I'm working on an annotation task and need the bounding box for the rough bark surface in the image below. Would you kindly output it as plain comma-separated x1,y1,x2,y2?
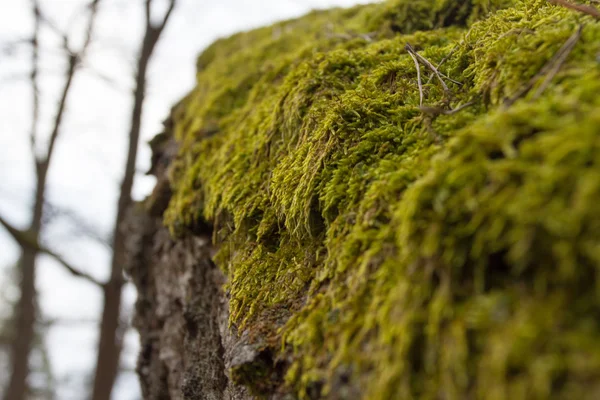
125,133,259,400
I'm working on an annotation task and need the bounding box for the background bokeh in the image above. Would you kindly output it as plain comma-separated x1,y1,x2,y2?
0,0,374,398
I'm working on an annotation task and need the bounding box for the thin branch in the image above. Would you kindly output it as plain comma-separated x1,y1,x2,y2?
505,25,582,107
41,0,103,169
0,215,105,288
29,0,41,161
80,0,102,56
157,0,176,33
38,9,69,45
1,37,33,57
145,0,151,27
406,43,460,92
81,62,128,93
407,48,423,107
426,43,459,85
420,101,476,117
41,317,99,327
549,0,600,19
144,0,176,48
44,202,113,248
533,25,583,98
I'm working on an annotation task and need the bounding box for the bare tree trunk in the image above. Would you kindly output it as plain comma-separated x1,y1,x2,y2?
6,232,39,400
91,2,176,399
6,160,55,400
3,1,102,398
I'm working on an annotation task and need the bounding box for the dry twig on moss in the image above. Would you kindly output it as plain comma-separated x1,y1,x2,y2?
420,101,476,117
505,25,583,107
534,25,583,98
550,0,600,19
406,43,451,94
406,46,424,106
425,44,459,85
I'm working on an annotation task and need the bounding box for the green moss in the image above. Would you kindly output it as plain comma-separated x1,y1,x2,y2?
163,0,600,397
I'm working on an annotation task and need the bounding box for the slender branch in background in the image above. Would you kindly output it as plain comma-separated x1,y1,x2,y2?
43,0,101,171
4,0,105,399
29,0,41,160
157,0,176,33
549,0,600,19
82,62,128,93
90,1,177,399
44,201,113,248
0,215,104,288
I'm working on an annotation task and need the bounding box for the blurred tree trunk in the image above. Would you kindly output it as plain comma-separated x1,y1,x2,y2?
6,202,41,400
91,2,176,399
3,1,102,399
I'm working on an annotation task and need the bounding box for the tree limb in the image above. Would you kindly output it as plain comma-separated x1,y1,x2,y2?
157,0,176,33
41,0,103,172
0,214,104,288
30,0,41,162
145,0,176,36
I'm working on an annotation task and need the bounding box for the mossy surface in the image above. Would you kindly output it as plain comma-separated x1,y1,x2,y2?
162,0,600,398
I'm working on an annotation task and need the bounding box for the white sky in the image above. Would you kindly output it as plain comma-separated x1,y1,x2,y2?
0,0,375,398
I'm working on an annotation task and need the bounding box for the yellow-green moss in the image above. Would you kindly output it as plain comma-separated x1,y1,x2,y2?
163,0,600,398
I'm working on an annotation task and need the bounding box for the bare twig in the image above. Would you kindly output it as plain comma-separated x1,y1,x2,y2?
549,0,600,19
426,43,459,85
420,101,476,117
156,0,176,33
39,0,103,183
42,248,104,287
0,215,104,287
534,25,583,98
407,48,423,106
82,62,128,93
505,25,583,107
406,43,461,91
38,11,68,44
5,1,106,398
30,0,41,159
44,202,113,248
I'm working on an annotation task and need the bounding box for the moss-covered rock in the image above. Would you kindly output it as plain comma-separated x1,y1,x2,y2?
160,0,600,398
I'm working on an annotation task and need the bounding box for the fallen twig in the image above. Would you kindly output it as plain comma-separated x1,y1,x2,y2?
420,101,476,117
534,25,583,98
407,47,424,106
406,43,450,93
550,0,600,19
426,44,459,85
505,25,583,107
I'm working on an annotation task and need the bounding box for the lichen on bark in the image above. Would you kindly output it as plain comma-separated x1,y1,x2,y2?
141,0,600,398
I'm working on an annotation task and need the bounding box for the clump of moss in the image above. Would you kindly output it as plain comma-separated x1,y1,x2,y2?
163,0,600,397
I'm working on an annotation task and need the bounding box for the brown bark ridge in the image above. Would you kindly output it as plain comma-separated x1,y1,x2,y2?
124,119,289,399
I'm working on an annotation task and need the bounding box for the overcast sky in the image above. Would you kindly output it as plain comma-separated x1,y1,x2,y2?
0,0,374,398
